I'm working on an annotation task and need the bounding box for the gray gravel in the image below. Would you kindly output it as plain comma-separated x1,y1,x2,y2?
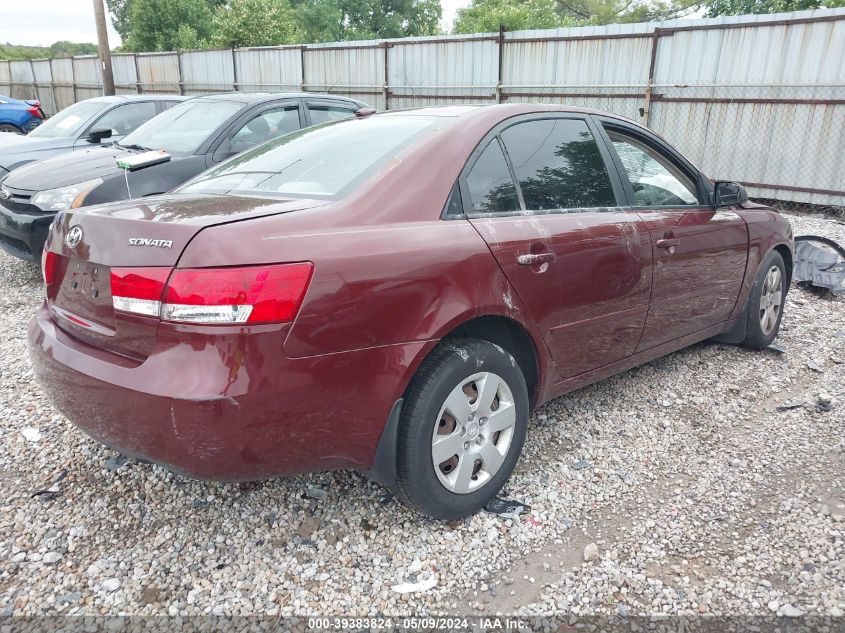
1,212,843,618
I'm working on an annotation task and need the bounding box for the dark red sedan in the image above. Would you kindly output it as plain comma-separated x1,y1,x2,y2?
29,105,793,519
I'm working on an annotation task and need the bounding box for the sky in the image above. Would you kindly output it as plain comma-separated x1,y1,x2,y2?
0,0,473,48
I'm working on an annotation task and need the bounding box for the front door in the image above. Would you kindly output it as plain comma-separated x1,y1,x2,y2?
597,121,748,351
461,115,653,379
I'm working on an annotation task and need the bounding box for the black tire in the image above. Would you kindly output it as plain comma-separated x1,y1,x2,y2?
0,123,23,134
742,250,787,349
391,337,529,520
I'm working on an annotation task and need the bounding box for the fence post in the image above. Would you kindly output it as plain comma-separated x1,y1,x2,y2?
300,46,306,92
232,48,238,91
383,43,390,110
48,58,56,115
71,57,78,104
133,53,142,94
642,27,661,127
496,25,505,103
29,59,37,102
177,51,185,95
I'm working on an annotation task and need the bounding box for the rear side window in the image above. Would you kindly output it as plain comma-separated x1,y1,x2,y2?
92,101,157,136
308,103,358,125
500,119,616,210
465,140,519,214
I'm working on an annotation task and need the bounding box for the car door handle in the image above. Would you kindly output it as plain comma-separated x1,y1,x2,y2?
517,253,555,266
656,238,680,249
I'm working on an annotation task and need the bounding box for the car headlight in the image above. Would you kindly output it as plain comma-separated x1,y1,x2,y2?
31,178,103,212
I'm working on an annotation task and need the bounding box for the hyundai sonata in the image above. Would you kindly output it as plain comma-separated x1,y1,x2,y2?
29,105,793,519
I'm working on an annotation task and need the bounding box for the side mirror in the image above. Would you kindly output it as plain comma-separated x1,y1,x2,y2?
714,181,748,207
86,128,113,144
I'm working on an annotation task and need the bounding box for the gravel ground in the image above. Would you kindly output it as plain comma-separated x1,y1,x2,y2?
0,212,843,619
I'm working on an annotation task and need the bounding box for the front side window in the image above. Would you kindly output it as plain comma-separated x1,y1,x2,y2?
501,119,616,210
465,140,519,214
177,115,438,200
227,106,300,154
90,101,157,136
606,130,700,206
27,100,105,138
121,99,243,154
308,103,358,125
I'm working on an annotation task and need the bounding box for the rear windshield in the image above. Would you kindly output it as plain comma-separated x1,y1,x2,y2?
121,99,242,154
28,100,105,138
176,115,439,200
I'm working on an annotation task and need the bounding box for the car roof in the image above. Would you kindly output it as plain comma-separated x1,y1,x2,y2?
188,92,366,106
84,94,187,104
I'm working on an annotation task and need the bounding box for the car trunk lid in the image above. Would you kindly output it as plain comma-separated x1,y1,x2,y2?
44,194,330,360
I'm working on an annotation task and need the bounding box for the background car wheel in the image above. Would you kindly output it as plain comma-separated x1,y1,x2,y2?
391,337,529,520
742,250,787,349
0,124,23,134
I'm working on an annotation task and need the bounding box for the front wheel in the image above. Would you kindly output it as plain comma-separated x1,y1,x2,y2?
0,124,23,134
742,250,787,349
391,338,529,519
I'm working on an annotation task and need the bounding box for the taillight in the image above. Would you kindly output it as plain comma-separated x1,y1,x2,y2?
27,106,44,119
42,251,58,286
110,263,313,325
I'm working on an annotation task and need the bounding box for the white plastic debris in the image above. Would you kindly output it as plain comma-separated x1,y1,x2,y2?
391,575,437,594
21,427,42,443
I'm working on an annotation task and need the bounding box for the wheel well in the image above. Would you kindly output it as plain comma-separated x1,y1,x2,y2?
774,244,793,286
442,315,540,409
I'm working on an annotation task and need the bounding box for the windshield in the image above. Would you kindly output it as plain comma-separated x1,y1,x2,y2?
28,100,106,138
121,99,242,154
177,116,438,200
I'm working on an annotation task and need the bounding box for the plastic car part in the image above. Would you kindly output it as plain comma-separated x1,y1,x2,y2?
793,235,845,295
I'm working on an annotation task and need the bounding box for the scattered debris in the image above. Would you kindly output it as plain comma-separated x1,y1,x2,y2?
806,360,825,373
766,341,786,354
391,575,437,594
306,486,327,500
793,235,845,295
104,454,128,471
571,459,592,471
484,497,531,521
776,399,806,412
815,394,833,413
20,427,42,443
31,469,67,501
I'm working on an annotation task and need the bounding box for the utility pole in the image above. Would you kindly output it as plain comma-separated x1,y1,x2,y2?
92,0,115,95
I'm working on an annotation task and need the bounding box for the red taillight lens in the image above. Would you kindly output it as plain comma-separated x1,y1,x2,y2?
110,263,313,325
27,106,44,119
42,251,58,286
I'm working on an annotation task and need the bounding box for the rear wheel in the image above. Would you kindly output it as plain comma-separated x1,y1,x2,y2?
742,250,786,349
392,337,529,519
0,124,22,134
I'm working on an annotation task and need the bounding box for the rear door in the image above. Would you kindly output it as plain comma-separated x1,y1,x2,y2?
303,99,360,126
460,114,653,378
596,119,748,351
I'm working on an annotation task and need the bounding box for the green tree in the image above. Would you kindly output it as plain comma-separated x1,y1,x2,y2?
706,0,843,15
289,0,442,42
105,0,134,41
124,0,214,51
49,41,99,57
454,0,577,33
212,0,296,47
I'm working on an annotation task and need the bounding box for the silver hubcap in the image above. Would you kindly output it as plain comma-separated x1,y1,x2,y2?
431,372,516,494
759,265,783,336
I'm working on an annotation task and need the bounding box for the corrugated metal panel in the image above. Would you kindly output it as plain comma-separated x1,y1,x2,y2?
389,39,497,100
72,56,102,101
181,49,234,94
136,53,180,93
112,54,138,95
0,61,10,95
50,58,75,111
302,44,384,108
30,59,55,114
234,47,301,91
9,61,34,100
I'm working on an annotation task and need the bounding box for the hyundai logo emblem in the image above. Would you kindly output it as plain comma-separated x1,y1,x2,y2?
66,226,83,249
0,188,9,201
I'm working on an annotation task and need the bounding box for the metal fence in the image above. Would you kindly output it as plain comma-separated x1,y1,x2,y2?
1,8,843,209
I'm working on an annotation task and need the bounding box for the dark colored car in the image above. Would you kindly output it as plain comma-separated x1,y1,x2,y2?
29,104,793,519
0,95,45,134
0,93,369,260
0,95,184,175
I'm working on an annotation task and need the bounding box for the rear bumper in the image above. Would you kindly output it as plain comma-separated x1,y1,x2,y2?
0,203,53,260
28,304,429,480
